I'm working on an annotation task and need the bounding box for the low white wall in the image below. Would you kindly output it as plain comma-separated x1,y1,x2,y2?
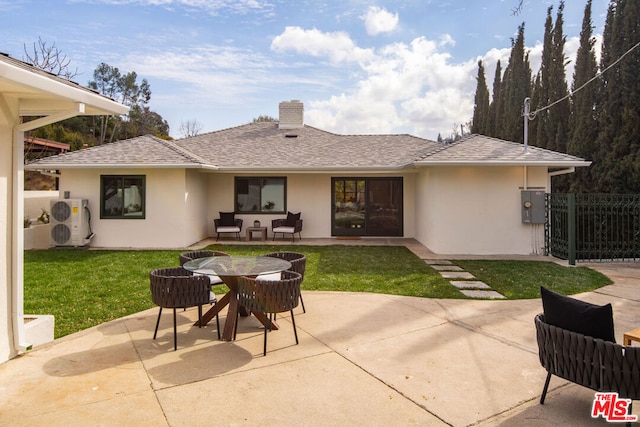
24,191,59,222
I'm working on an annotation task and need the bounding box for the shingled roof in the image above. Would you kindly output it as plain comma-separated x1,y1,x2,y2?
25,122,590,171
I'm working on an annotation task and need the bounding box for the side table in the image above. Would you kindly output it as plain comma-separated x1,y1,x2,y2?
623,327,640,346
246,226,267,241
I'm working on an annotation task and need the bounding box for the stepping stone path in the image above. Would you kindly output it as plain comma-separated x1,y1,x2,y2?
423,259,506,299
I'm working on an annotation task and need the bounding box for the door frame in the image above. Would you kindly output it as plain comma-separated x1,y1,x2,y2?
331,177,403,237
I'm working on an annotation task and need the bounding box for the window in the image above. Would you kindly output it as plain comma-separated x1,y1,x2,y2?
101,175,145,219
235,177,286,214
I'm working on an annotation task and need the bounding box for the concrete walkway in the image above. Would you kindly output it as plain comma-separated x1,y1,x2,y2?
1,241,639,426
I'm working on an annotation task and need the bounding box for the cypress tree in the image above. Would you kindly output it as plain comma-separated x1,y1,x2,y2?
487,60,502,135
499,23,532,143
533,6,555,150
535,2,570,154
595,0,640,192
567,0,600,193
472,60,490,134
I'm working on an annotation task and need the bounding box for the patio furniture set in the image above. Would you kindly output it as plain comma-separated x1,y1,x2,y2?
149,249,306,356
214,211,303,242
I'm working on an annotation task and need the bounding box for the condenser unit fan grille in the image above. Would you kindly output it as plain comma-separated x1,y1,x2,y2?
51,201,72,222
51,223,72,245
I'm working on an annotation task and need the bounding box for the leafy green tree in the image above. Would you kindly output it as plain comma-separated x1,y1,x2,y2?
252,115,276,122
88,63,152,144
122,105,170,139
472,60,490,134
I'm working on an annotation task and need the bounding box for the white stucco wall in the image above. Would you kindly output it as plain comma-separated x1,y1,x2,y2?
207,173,332,238
184,170,209,245
207,173,416,240
58,168,191,249
415,165,548,255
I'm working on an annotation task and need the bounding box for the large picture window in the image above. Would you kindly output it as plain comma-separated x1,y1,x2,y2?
101,175,145,219
235,177,286,214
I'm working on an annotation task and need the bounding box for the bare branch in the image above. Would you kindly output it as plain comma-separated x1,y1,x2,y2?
511,0,524,16
179,119,203,138
23,37,79,79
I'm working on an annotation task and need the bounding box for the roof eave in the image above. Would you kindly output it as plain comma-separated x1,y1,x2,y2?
214,165,416,173
0,59,129,116
25,163,218,170
413,160,592,167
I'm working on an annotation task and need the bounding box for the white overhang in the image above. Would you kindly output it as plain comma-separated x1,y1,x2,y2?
0,56,129,117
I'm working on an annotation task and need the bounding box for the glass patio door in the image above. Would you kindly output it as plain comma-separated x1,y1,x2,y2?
332,177,403,236
332,178,366,236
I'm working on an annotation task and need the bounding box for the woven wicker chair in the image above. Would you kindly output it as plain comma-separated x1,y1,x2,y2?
150,267,220,351
236,270,302,356
271,218,303,242
262,252,307,313
214,217,243,241
178,250,229,267
535,313,640,413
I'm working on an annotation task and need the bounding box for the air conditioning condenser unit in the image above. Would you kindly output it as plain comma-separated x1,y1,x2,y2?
50,199,91,247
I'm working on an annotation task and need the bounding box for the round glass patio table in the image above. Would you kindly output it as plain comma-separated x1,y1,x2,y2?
183,255,291,341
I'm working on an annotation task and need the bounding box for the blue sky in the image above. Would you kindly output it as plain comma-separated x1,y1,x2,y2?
1,0,610,139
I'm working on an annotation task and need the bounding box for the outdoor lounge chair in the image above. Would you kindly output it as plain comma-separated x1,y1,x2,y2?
535,287,640,425
272,211,302,242
236,270,302,356
150,267,220,350
214,212,243,241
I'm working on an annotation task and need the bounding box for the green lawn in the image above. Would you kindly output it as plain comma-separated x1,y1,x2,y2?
23,245,612,338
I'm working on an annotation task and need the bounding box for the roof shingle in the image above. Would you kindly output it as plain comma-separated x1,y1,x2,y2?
25,123,589,171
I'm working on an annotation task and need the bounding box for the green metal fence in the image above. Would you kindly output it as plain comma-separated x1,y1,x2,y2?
545,193,640,263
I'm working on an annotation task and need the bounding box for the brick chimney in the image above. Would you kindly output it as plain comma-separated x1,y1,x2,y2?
278,100,304,129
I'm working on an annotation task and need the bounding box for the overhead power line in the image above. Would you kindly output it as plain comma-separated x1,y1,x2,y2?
527,39,640,119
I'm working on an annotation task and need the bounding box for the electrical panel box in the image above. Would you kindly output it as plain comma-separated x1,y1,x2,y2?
521,190,546,224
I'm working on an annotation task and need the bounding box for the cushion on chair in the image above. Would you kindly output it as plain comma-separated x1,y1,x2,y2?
273,226,296,234
257,272,282,281
219,212,236,226
540,286,615,342
216,226,240,233
285,211,301,227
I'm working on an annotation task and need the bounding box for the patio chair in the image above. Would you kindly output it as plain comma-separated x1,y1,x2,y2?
261,252,307,313
235,270,302,356
150,267,220,351
272,211,303,242
214,212,243,241
179,250,230,285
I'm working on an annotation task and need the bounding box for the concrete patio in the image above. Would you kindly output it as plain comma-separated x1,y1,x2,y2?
1,240,639,426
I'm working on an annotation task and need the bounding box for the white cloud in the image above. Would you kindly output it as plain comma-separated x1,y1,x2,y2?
271,26,374,64
296,31,478,139
71,0,272,15
361,6,399,36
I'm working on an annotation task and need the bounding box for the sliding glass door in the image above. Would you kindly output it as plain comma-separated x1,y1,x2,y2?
332,177,403,236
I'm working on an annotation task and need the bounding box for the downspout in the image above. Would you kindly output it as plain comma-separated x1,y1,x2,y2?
11,103,85,354
547,167,575,191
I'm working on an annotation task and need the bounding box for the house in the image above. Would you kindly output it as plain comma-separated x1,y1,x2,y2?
0,52,128,363
26,100,590,255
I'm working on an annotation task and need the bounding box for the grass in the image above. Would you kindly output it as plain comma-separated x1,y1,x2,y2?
23,245,612,339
